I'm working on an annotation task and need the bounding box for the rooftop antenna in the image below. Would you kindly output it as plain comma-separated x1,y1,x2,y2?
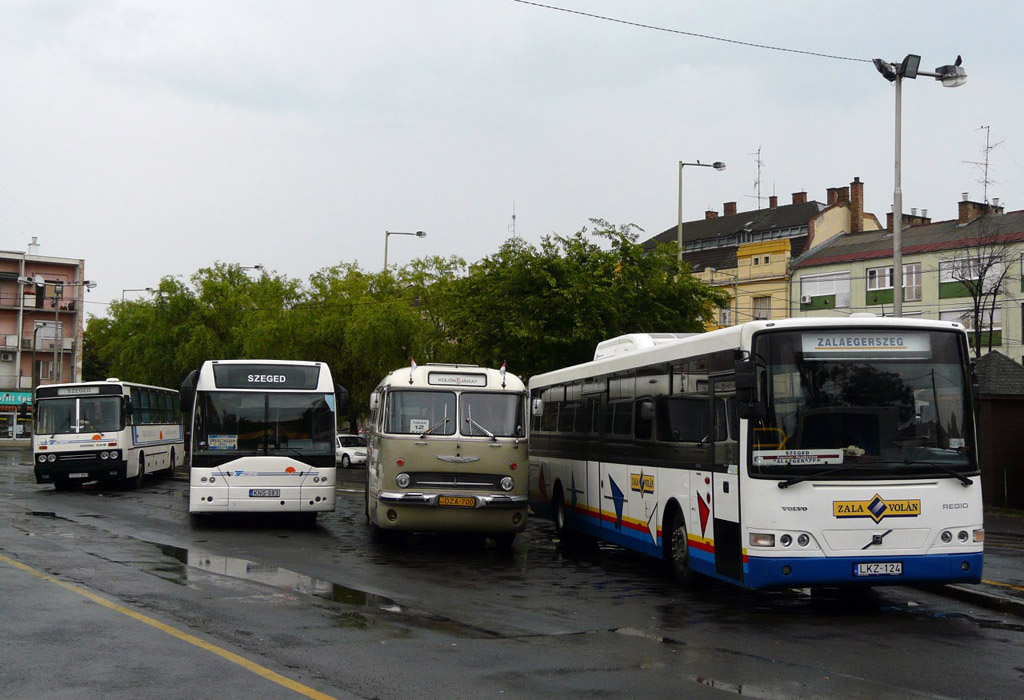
962,125,1002,204
746,146,765,208
509,202,517,238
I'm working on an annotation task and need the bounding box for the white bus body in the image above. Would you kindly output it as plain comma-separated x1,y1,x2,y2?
529,317,984,589
366,363,528,544
33,379,183,489
184,360,342,519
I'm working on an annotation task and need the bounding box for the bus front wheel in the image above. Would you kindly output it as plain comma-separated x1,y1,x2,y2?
664,507,698,585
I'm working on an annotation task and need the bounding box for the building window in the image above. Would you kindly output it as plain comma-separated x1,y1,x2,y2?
799,272,851,308
763,256,770,265
866,263,921,302
753,296,771,320
720,308,733,326
753,257,760,266
941,307,1003,346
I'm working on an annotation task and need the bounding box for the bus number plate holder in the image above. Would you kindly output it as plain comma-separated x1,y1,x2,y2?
439,496,476,508
855,562,902,577
68,473,88,479
249,489,281,498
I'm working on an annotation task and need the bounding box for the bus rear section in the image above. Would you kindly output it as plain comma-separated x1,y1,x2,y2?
366,364,528,545
184,360,345,520
33,380,183,490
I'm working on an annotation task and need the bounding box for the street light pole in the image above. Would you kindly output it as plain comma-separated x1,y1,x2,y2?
874,54,966,316
383,230,426,270
678,161,726,267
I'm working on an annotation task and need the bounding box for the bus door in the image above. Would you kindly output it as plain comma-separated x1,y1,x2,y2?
710,376,742,582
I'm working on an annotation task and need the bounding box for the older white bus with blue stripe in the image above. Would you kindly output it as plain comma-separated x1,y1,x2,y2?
181,359,347,522
528,317,983,589
33,379,183,489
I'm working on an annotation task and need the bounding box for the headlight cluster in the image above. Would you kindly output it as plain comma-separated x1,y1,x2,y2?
940,528,982,544
99,450,120,460
749,532,812,548
37,454,55,463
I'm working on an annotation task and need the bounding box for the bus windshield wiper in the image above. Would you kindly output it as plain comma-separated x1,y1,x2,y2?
901,459,974,486
778,465,857,489
420,411,449,438
465,416,496,440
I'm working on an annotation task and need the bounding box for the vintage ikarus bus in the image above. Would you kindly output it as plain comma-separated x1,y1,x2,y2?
365,362,528,546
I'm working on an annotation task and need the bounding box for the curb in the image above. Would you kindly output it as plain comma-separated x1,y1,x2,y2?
937,583,1024,617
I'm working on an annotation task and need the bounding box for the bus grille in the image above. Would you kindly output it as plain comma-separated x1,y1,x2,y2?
407,472,503,490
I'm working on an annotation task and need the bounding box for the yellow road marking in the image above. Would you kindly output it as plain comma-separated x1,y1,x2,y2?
0,553,337,700
981,578,1024,593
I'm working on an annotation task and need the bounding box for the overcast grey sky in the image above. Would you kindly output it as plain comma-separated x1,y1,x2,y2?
2,1,1022,316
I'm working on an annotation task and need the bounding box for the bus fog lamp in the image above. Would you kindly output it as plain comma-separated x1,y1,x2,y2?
396,473,410,488
750,533,775,547
513,512,523,525
782,566,792,576
957,530,969,543
797,534,810,547
500,476,514,492
961,561,970,571
940,531,952,543
780,534,793,547
386,509,398,521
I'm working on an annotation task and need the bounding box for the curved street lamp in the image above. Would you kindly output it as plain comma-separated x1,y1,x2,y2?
678,161,726,266
383,230,426,270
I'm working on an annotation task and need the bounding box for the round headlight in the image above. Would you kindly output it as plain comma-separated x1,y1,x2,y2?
780,534,793,547
47,454,56,462
109,450,119,460
797,534,810,547
396,473,410,488
958,530,969,543
38,454,47,464
100,451,109,460
940,531,952,543
500,476,514,492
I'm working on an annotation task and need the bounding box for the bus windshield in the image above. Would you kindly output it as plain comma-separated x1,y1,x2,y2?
36,397,123,435
193,391,334,458
460,392,525,438
750,329,974,479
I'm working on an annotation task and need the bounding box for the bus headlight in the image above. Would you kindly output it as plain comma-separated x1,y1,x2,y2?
109,450,119,460
749,533,775,547
47,454,56,462
396,473,410,488
958,530,969,543
100,451,109,460
37,454,47,464
500,476,514,492
797,534,810,547
940,531,952,543
780,534,792,547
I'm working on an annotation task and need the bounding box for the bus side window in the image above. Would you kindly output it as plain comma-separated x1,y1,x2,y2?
635,399,654,440
656,396,709,442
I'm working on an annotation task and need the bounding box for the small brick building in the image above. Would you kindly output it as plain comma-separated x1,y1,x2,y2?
974,351,1024,508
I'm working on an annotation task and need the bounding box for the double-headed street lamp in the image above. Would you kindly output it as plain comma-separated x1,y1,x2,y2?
121,287,154,301
678,160,726,266
383,230,426,270
873,54,966,316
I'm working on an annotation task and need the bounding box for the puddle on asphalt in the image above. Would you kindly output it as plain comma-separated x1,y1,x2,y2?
150,541,398,610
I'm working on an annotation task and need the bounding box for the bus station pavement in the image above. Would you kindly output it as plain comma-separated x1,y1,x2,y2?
939,508,1024,617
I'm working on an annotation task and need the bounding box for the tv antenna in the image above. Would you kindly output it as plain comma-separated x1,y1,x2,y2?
962,126,1002,204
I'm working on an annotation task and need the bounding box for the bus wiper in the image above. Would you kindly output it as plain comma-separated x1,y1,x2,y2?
465,416,496,440
420,415,449,438
778,465,857,489
902,459,973,486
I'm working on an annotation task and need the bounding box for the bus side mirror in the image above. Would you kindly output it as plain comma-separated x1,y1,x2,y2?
735,359,766,420
531,398,544,417
335,384,350,415
179,369,199,410
369,393,379,412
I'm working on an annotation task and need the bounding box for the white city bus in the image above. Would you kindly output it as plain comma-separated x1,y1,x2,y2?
529,317,984,589
33,379,183,490
182,360,346,522
366,362,528,546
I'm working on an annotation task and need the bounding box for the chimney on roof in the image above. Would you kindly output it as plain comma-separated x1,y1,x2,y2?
792,191,807,205
850,177,864,233
768,195,778,209
959,194,1004,223
826,187,838,205
836,187,849,205
705,210,718,220
723,201,737,217
27,237,40,255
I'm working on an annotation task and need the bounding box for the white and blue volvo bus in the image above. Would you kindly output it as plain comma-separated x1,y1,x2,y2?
529,317,983,589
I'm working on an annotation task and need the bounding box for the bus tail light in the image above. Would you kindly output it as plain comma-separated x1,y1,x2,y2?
749,533,775,547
